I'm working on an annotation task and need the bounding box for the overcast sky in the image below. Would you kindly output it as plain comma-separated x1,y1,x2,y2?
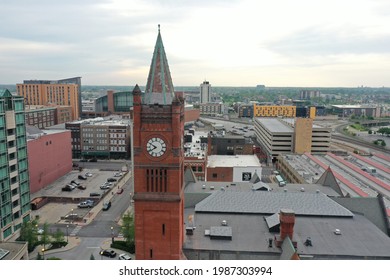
1,0,390,87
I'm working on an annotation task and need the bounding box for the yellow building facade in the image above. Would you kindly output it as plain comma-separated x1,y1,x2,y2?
253,105,296,118
17,83,80,120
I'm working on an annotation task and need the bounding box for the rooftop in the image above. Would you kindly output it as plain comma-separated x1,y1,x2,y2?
255,118,294,133
195,191,354,217
207,155,261,168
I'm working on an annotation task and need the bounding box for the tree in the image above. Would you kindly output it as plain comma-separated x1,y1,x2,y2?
51,228,66,249
40,222,51,250
90,254,95,260
121,211,135,246
19,219,39,252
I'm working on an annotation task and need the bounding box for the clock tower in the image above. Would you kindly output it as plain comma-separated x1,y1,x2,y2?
132,25,185,260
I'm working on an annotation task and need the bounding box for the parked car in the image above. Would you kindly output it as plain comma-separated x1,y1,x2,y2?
77,185,86,190
118,253,132,260
80,159,88,162
117,188,124,194
85,172,93,177
78,175,87,180
100,249,116,258
102,201,111,211
100,184,110,190
107,178,117,182
78,200,94,208
114,172,122,177
88,158,98,162
90,192,101,197
62,185,74,192
70,180,80,186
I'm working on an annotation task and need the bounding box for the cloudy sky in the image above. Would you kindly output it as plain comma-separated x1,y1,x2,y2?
1,0,390,87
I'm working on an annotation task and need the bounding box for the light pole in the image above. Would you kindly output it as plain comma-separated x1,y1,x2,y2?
66,225,69,243
111,226,114,243
41,248,45,260
71,208,74,223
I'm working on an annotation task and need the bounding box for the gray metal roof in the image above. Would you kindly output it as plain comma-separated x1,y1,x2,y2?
255,118,294,133
195,191,354,217
331,196,389,235
183,210,390,259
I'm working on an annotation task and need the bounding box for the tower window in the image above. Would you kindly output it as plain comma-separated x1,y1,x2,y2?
162,224,165,236
150,249,153,259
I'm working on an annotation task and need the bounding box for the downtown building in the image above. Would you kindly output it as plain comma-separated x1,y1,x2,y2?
16,77,82,121
254,117,331,163
66,116,131,159
0,89,31,242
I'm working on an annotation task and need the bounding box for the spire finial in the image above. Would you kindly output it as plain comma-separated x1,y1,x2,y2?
158,24,160,32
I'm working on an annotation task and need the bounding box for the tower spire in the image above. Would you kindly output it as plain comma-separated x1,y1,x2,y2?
144,24,174,105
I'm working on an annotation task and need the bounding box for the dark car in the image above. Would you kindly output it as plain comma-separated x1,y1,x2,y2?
78,175,87,180
107,178,117,182
102,201,111,211
77,185,86,190
90,192,101,197
100,249,116,258
88,158,98,162
62,185,73,192
117,188,124,194
71,180,80,186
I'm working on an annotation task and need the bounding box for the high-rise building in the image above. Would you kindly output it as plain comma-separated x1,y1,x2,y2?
132,26,185,260
200,80,211,104
16,77,81,121
0,89,31,241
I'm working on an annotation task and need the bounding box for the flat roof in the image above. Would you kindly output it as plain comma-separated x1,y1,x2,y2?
207,155,261,168
332,105,377,109
255,118,294,133
195,191,354,217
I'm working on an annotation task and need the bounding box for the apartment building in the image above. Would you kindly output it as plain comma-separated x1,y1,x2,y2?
17,77,81,120
0,89,31,241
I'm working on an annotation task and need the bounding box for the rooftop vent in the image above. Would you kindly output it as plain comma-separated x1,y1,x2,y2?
300,187,305,192
221,220,228,226
304,237,312,246
210,186,215,190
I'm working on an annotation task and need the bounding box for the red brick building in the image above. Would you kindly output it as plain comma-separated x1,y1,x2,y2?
132,26,185,260
27,128,72,193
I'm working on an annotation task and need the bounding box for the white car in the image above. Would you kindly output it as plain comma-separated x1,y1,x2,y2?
118,253,132,260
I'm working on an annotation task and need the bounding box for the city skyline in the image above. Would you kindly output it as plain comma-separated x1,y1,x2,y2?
1,0,390,87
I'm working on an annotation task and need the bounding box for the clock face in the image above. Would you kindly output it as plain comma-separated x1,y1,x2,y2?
146,137,167,157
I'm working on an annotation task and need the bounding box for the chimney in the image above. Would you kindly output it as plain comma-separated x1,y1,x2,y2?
275,209,297,248
280,209,295,240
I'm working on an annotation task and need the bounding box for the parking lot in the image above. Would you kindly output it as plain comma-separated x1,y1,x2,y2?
31,167,128,224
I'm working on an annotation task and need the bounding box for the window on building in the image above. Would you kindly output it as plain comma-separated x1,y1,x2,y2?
212,173,217,178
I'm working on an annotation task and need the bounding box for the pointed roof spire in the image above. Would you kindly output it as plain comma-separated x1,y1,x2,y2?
316,167,344,196
144,25,175,105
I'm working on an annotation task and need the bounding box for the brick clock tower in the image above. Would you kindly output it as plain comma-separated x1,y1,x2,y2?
132,26,185,260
